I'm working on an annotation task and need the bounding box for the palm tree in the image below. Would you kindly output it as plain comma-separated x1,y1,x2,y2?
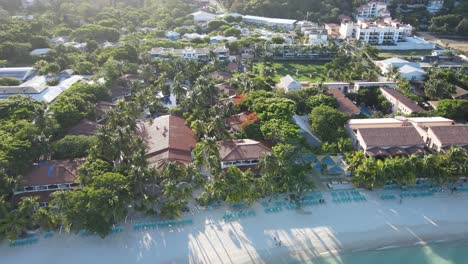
386,66,400,81
172,72,186,103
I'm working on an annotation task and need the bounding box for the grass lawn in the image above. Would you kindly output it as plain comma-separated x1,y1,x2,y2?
378,49,432,59
254,61,330,83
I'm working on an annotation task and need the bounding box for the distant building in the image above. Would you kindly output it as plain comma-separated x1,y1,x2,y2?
380,87,425,114
427,0,444,13
13,160,83,207
313,82,351,93
326,89,361,116
30,48,51,56
218,139,271,169
149,46,229,61
67,119,98,136
225,112,259,133
191,11,217,23
352,81,396,92
375,58,425,81
0,67,36,81
340,18,412,45
165,31,180,41
242,15,297,30
137,115,197,168
276,75,301,92
215,83,237,96
355,1,390,20
182,33,208,40
0,74,84,103
324,23,340,35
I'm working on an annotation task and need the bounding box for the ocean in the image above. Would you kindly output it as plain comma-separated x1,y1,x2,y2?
306,240,468,264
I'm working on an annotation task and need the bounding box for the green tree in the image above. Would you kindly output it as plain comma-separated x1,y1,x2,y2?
309,105,348,143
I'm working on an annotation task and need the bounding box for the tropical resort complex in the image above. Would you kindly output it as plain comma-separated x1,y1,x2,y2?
1,0,468,263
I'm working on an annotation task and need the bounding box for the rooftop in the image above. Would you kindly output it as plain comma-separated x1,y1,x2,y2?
326,89,361,116
380,87,425,113
218,139,271,162
20,159,83,187
429,126,468,146
357,126,425,149
137,115,197,166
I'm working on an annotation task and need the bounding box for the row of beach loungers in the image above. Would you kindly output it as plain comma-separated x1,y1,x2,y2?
332,189,366,203
384,183,432,190
381,187,446,200
133,219,193,231
222,210,256,221
9,236,39,247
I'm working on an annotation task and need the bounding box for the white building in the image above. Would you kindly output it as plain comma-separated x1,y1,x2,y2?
308,31,328,45
355,1,390,20
242,15,297,30
352,81,396,92
427,0,444,14
276,75,301,92
191,11,217,23
340,18,412,45
182,33,207,40
375,57,425,80
149,46,229,61
314,82,351,93
398,65,425,81
380,87,425,115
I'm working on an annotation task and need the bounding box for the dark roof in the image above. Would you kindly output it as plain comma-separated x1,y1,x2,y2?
20,160,83,187
109,85,131,100
429,126,468,146
225,112,259,132
218,139,271,162
137,115,197,166
380,87,425,113
67,119,98,136
209,71,233,81
215,82,237,96
452,86,468,99
357,127,425,149
326,89,361,115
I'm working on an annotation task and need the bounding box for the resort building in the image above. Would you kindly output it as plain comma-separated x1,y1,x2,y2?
324,23,340,35
326,89,361,116
379,87,425,115
352,81,396,92
0,67,36,81
191,11,217,23
218,139,271,169
276,75,301,92
354,126,427,157
317,82,351,93
375,58,425,81
13,160,83,207
149,46,229,61
355,1,390,20
242,15,297,30
426,126,468,152
0,74,85,103
339,19,412,45
137,115,197,168
346,116,457,157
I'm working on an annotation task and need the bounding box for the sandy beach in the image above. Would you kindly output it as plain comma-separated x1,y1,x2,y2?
3,189,468,264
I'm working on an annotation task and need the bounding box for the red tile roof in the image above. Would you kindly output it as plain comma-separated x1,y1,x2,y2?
218,139,271,162
326,89,361,116
137,115,197,166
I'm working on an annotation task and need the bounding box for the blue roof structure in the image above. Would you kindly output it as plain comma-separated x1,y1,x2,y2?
313,163,323,169
328,165,343,173
322,156,335,165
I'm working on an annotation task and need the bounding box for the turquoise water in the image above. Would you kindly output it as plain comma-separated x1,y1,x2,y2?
306,240,468,264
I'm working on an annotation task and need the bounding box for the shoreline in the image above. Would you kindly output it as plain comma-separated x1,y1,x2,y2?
3,190,468,264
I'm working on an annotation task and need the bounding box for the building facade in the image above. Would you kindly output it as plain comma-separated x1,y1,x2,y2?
340,19,412,45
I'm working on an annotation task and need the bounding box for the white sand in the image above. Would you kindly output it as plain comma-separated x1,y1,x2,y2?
3,190,468,264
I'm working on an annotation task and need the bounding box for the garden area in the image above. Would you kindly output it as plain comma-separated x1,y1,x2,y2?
254,61,330,83
377,49,432,59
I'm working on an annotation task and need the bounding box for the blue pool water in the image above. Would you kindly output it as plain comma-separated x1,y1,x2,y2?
304,240,468,264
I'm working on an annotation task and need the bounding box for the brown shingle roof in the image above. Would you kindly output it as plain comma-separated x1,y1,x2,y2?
20,160,83,187
218,139,271,162
380,87,425,113
137,115,197,166
67,119,98,136
429,126,468,146
358,127,425,149
326,89,361,115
